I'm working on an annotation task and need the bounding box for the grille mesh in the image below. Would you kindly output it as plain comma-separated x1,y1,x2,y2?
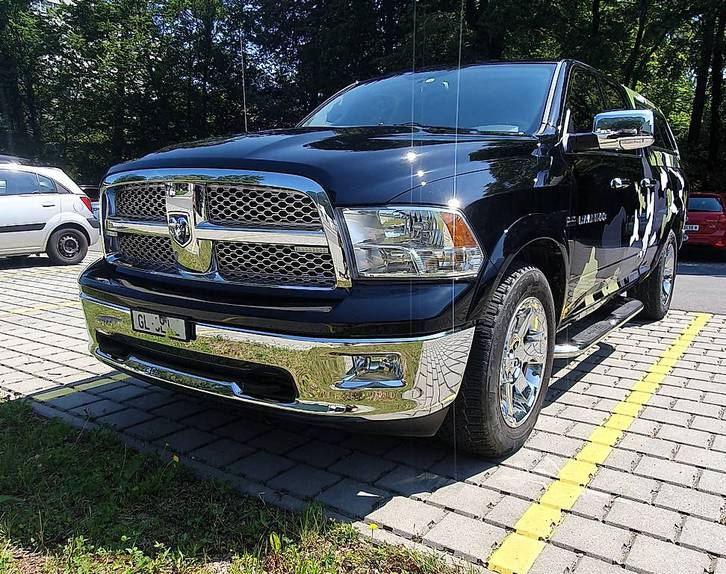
116,183,166,221
215,242,336,287
117,234,176,272
110,180,337,288
207,185,321,227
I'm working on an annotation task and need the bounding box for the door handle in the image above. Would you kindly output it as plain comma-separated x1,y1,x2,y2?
640,178,657,189
41,203,56,207
610,178,631,190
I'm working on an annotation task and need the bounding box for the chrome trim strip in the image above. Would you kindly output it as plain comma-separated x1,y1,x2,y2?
106,218,329,247
81,293,476,421
106,219,167,236
101,168,351,288
196,222,329,246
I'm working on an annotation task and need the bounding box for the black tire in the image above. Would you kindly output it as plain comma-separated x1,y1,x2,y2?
631,231,677,321
46,227,88,265
438,264,556,457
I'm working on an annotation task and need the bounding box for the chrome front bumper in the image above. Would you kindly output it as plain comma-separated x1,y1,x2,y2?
81,294,476,424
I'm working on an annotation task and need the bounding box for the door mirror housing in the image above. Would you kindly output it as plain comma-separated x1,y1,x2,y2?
594,109,655,151
566,109,655,153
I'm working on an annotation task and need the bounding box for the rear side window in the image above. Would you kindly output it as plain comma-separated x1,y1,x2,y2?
688,197,723,213
601,80,629,111
38,175,57,193
635,101,676,152
654,113,677,151
0,170,40,195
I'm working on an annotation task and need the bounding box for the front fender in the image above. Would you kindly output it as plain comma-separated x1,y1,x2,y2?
467,213,569,323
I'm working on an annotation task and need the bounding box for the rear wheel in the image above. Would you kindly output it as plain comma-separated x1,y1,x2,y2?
46,228,88,265
631,231,677,320
439,264,555,457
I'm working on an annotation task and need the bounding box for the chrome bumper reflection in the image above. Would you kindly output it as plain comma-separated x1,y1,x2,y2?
80,293,475,421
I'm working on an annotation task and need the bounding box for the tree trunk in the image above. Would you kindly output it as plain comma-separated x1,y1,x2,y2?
110,73,125,162
623,0,648,87
22,73,41,156
591,0,601,38
689,8,717,145
707,9,726,172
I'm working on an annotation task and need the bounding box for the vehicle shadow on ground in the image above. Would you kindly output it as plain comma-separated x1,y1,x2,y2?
0,253,100,270
16,341,613,536
679,246,726,277
0,254,59,270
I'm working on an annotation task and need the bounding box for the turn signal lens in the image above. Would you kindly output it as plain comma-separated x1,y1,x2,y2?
440,211,479,248
342,207,483,278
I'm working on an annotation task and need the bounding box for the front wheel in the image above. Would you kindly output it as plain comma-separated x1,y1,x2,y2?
439,265,556,457
46,228,88,265
631,231,677,321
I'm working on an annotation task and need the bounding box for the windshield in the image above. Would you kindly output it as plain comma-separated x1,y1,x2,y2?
302,64,556,135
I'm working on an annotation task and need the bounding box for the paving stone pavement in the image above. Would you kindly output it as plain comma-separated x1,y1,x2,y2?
2,254,726,574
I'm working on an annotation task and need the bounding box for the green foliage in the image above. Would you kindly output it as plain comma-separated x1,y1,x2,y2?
0,399,465,574
0,0,724,188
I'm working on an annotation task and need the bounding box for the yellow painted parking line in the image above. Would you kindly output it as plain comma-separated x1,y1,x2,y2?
487,312,711,574
0,300,79,318
72,378,116,391
34,375,130,402
35,386,77,401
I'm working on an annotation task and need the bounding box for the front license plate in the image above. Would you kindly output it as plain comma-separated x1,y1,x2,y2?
131,310,191,341
684,224,700,232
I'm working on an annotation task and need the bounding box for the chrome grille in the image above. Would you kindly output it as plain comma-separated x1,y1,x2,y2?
117,234,176,272
207,185,321,227
116,183,166,221
103,169,349,289
215,242,336,287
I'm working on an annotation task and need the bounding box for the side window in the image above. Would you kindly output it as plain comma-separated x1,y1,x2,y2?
566,69,606,133
635,101,676,152
601,80,628,111
38,175,57,193
654,113,676,152
0,170,40,195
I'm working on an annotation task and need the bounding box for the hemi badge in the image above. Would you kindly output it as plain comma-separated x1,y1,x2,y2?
294,246,328,254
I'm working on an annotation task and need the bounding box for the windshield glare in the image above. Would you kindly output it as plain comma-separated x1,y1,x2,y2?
302,64,556,135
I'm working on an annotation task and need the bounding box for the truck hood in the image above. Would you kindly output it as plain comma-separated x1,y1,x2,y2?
107,127,541,205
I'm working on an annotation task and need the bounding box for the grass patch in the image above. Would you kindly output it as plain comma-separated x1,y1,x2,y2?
0,399,467,574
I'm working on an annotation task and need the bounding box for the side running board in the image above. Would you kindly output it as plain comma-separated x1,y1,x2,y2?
554,298,644,359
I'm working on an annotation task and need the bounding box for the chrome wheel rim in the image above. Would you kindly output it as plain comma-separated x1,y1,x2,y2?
499,296,548,428
661,243,675,305
58,234,80,259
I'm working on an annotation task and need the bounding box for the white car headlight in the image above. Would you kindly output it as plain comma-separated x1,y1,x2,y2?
342,207,483,278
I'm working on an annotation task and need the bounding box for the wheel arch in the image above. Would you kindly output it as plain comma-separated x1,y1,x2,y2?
470,214,570,325
45,222,92,251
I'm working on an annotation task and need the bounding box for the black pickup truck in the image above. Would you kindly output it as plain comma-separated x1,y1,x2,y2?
80,60,685,456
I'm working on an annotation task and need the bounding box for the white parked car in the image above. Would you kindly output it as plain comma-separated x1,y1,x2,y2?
0,160,100,265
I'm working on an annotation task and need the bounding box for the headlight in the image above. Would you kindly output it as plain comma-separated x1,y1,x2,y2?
342,207,483,278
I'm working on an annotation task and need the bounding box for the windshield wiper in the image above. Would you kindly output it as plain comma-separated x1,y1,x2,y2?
388,122,513,135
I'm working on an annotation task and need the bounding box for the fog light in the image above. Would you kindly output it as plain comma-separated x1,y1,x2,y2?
334,353,405,390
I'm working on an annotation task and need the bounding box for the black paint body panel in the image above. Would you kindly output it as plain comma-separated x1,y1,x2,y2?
83,60,687,338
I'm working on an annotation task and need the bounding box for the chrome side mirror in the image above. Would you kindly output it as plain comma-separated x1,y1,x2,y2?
593,109,655,151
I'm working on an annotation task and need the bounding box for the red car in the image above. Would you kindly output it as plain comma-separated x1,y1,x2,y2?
685,193,726,249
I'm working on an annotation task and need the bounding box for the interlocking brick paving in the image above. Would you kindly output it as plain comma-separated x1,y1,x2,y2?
1,254,725,573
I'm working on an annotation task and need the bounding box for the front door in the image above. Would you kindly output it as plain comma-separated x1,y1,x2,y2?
0,169,60,253
563,67,646,315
